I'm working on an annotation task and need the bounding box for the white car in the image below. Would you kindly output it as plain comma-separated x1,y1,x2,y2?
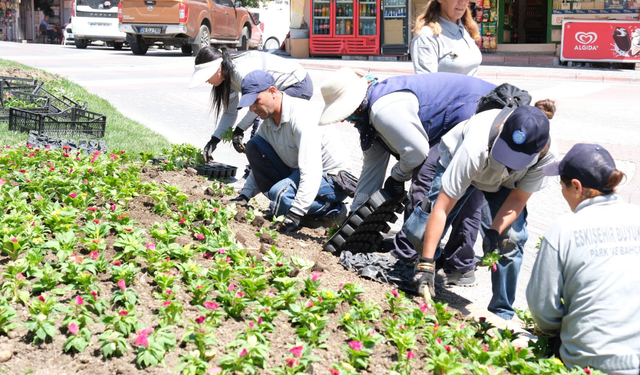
71,0,126,49
63,24,74,45
250,2,290,50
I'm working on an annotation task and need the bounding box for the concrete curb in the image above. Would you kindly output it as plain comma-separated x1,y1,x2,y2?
299,60,640,84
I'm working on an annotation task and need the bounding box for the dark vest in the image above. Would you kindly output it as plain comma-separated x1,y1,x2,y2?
367,73,497,147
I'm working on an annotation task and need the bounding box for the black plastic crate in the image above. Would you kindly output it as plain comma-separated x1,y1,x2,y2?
34,87,88,112
1,80,41,104
9,107,106,138
195,163,238,180
0,91,52,121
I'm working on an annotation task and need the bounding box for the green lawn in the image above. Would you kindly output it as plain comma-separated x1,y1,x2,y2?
0,59,171,157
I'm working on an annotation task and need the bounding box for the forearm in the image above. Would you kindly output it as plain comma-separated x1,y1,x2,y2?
421,190,458,258
490,189,531,233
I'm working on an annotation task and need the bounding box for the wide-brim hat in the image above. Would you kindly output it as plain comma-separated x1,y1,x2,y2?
319,67,369,125
188,58,222,89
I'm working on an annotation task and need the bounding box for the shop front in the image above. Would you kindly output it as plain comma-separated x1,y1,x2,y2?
1,0,69,42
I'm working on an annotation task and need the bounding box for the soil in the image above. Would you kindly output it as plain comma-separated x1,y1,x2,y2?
0,67,57,85
0,167,471,375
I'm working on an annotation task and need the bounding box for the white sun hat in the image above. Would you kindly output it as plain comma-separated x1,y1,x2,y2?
319,67,369,125
187,58,222,89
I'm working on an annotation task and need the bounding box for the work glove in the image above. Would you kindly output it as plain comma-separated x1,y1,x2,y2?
482,229,500,256
229,194,250,206
203,136,221,163
279,212,303,234
413,257,436,299
382,176,405,198
232,128,246,154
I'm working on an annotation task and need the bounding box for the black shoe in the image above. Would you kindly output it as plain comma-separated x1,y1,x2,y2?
437,269,476,287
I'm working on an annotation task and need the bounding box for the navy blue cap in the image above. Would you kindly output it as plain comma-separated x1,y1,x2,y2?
543,143,616,192
492,106,550,170
237,70,275,108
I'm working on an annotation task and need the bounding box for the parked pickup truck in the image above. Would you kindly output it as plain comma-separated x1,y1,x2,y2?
118,0,261,55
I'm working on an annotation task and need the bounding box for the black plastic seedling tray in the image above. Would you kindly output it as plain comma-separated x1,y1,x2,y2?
195,163,238,180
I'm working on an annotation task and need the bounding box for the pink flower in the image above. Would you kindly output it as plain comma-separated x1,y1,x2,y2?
18,169,26,174
93,219,101,224
10,238,17,243
584,368,592,375
75,295,84,305
436,338,441,344
138,327,154,335
407,351,415,359
146,243,156,251
419,302,428,314
203,251,214,260
218,248,226,254
119,310,128,316
162,301,171,307
248,321,255,329
290,346,303,358
16,273,24,280
329,368,340,375
268,292,276,298
276,262,284,267
258,317,263,325
311,271,321,282
235,291,244,298
348,341,364,351
110,204,116,212
68,322,79,335
195,316,206,324
91,291,98,299
206,367,222,374
89,251,99,260
165,289,172,295
492,263,498,272
284,358,299,368
203,301,219,310
124,228,132,232
479,317,486,323
38,295,45,303
0,179,6,185
68,193,77,198
227,284,235,292
305,301,314,308
135,333,149,347
239,348,248,357
196,233,205,240
212,207,219,213
112,260,122,266
391,290,399,298
444,345,452,353
179,217,186,225
118,279,126,291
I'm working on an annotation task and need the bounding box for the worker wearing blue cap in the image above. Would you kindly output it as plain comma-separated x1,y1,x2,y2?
410,104,558,320
232,70,353,234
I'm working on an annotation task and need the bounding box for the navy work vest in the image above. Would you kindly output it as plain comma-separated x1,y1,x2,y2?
367,73,497,147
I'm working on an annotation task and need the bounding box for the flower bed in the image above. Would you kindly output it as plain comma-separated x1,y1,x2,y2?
0,143,604,375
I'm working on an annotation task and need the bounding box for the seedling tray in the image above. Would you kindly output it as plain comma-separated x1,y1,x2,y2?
9,107,106,138
195,163,238,180
34,87,88,112
26,131,108,153
0,91,52,121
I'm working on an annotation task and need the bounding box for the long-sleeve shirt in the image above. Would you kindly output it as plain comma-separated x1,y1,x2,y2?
438,108,557,200
240,94,349,216
211,51,308,139
410,18,482,76
526,194,640,375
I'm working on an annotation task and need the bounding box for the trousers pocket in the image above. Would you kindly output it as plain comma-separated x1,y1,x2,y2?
403,203,430,251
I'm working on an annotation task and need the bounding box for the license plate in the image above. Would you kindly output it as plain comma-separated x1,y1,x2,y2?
89,22,110,27
140,27,161,34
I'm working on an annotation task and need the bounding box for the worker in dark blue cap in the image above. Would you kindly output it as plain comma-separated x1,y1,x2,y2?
527,144,639,374
409,104,558,321
230,70,354,234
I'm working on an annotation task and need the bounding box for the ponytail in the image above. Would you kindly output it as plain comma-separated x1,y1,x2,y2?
195,46,236,119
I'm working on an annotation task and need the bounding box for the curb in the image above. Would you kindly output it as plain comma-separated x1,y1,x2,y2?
299,61,640,84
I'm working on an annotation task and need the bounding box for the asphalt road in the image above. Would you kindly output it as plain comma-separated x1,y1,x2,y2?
2,41,640,322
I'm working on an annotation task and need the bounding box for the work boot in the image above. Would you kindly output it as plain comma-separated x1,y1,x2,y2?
436,268,476,287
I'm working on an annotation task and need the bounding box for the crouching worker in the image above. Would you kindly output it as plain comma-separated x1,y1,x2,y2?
413,104,557,320
527,144,640,375
230,70,352,234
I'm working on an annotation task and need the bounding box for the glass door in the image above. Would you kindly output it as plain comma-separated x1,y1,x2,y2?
358,0,377,36
335,0,355,36
312,0,332,36
382,0,407,45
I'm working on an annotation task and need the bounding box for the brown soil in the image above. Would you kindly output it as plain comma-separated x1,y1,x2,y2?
0,66,57,84
0,167,471,375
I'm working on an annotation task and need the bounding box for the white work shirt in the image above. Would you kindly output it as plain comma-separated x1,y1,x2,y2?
411,18,482,76
438,109,557,200
212,51,308,139
241,94,350,216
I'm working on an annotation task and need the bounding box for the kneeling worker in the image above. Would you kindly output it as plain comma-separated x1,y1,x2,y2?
232,70,352,234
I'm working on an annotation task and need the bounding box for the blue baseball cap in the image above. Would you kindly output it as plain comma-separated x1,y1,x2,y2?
237,70,275,108
543,143,616,192
492,106,550,170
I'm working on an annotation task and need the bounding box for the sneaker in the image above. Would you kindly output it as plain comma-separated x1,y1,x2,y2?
437,269,476,287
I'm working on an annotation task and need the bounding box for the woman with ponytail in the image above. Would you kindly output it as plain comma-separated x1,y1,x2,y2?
527,143,640,374
411,0,481,75
188,47,312,162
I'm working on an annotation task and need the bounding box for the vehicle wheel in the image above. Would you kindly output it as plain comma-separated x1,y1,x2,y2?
191,25,210,56
239,26,249,50
130,36,148,55
113,42,124,50
262,37,280,50
181,45,192,55
75,38,88,49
